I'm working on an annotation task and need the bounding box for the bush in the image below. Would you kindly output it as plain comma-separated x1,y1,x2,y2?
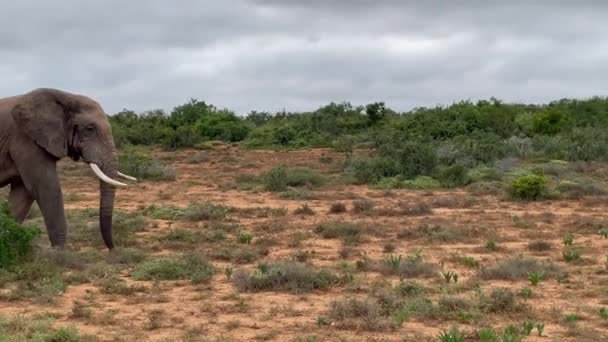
131,254,214,284
118,148,176,181
0,203,40,269
508,174,548,200
233,261,339,293
435,164,471,188
261,166,325,192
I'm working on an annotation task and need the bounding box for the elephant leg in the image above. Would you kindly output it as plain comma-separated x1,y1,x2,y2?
8,182,34,223
33,172,67,248
12,150,67,248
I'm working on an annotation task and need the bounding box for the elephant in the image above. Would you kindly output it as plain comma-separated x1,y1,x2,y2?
0,88,136,250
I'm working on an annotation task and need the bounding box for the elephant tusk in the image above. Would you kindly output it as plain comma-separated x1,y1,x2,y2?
117,172,137,181
89,164,128,187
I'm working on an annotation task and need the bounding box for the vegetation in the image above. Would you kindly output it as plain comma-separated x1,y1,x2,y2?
0,203,40,269
110,97,608,194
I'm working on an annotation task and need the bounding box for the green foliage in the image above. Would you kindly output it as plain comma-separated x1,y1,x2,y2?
131,254,214,284
438,326,464,342
508,174,547,200
118,148,176,181
0,314,85,341
261,166,325,192
233,261,339,293
0,203,40,269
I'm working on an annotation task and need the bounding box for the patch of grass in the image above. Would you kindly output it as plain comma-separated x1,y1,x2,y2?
438,326,464,342
131,254,214,284
96,276,148,295
0,314,86,341
0,253,67,302
315,222,364,244
478,288,523,313
562,248,582,262
479,256,561,280
375,256,436,279
119,147,176,181
233,261,340,293
327,298,397,331
419,224,464,243
459,256,479,268
294,203,315,216
143,202,228,221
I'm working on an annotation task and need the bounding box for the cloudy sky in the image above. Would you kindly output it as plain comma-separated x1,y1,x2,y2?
1,1,607,115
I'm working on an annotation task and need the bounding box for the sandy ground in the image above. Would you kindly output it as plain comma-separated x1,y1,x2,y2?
2,145,608,341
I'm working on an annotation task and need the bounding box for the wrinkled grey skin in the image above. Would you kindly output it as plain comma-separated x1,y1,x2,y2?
0,88,119,249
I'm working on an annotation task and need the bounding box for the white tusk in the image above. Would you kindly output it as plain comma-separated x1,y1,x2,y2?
117,172,137,181
89,164,128,187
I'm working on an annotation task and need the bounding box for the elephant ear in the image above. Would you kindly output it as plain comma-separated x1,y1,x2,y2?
11,88,77,159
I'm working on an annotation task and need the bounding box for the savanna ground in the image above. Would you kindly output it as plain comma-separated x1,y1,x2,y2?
1,145,608,341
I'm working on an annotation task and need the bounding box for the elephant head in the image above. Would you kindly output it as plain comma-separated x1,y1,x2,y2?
11,88,135,249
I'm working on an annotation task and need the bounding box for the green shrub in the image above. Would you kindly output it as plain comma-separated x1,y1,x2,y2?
436,164,471,188
262,166,324,192
118,148,176,181
233,261,339,293
508,174,548,200
0,203,40,269
131,254,214,284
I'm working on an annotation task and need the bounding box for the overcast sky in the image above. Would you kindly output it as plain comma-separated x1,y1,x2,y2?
1,1,607,115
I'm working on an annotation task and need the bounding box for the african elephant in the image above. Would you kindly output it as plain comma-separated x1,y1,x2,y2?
0,88,136,249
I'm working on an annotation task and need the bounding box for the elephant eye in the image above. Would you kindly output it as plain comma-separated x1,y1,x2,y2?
86,124,96,132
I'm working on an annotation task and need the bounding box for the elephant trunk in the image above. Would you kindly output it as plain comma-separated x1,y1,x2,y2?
99,162,118,250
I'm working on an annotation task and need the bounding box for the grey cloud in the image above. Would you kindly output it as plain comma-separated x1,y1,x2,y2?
1,1,607,115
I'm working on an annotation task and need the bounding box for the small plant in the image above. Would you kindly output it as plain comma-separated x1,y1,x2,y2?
438,326,464,342
442,270,458,283
562,233,574,246
485,239,498,251
527,271,544,286
460,255,479,268
599,228,608,239
563,313,579,323
225,266,233,280
599,307,608,320
237,231,253,244
521,321,534,336
329,202,346,214
392,307,410,326
294,203,315,216
502,325,521,342
352,199,374,214
316,316,327,327
519,287,532,299
562,248,581,262
383,255,402,272
478,327,498,342
536,322,544,336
